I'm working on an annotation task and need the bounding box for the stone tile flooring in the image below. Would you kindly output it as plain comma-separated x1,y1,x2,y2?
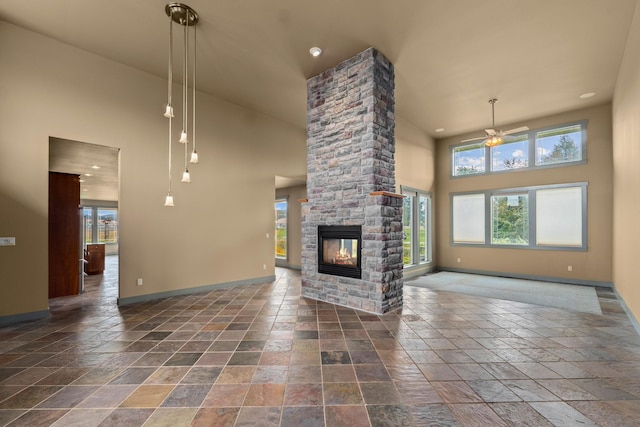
1,257,640,426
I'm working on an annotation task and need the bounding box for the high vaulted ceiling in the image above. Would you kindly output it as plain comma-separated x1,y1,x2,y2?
1,0,636,139
4,0,639,199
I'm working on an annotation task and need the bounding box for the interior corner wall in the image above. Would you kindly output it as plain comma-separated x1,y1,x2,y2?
395,116,436,194
613,0,640,323
0,21,306,319
275,185,306,269
435,103,613,285
394,115,437,273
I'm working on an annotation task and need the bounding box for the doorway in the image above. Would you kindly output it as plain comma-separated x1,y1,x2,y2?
49,137,120,303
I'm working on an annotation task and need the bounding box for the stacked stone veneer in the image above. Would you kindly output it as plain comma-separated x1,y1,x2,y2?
301,47,403,315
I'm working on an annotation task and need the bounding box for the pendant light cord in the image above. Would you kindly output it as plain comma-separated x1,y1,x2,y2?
183,11,189,171
192,21,197,156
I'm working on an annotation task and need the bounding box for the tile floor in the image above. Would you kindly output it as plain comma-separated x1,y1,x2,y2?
1,257,640,426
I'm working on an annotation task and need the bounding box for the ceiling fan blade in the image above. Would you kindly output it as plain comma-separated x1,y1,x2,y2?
460,136,486,143
503,126,529,135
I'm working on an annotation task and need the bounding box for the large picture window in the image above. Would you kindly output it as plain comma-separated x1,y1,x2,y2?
401,187,432,267
491,193,529,245
452,183,587,250
451,121,586,177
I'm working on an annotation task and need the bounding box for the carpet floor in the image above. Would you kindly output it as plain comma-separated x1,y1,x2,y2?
406,272,603,315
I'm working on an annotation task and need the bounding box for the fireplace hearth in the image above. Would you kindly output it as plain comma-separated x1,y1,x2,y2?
318,225,361,279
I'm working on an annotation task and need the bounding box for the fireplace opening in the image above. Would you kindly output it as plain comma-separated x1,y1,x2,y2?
318,225,362,279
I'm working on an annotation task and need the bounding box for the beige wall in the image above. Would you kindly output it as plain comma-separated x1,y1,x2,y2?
395,116,436,195
435,103,613,284
613,2,640,321
275,185,306,269
0,21,306,318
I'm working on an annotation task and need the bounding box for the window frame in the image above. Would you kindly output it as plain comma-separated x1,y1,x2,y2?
401,186,433,267
451,182,587,251
451,120,587,177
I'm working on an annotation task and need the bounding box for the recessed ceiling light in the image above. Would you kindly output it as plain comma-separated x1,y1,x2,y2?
309,47,322,57
580,92,595,99
434,128,445,133
91,165,101,169
84,173,93,177
79,179,85,183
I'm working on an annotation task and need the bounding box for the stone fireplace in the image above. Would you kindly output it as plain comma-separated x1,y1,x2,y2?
301,47,403,315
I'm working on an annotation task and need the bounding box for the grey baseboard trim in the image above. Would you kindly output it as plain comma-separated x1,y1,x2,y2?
275,260,301,270
276,263,301,270
117,275,276,306
0,309,50,326
403,264,434,280
436,266,613,288
611,284,640,337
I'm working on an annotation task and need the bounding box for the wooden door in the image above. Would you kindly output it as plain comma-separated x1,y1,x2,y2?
49,172,80,298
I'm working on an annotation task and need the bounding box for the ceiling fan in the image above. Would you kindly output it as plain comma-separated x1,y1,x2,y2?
461,98,529,147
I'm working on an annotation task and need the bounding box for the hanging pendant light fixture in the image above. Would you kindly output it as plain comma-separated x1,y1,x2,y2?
163,3,198,205
190,22,199,164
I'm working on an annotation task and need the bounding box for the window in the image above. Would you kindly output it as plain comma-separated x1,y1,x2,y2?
402,196,413,265
452,193,485,244
82,205,118,244
83,207,93,244
97,208,118,243
535,124,583,166
452,143,485,176
536,186,583,247
275,199,287,259
490,135,529,171
401,187,432,267
451,121,586,177
491,193,529,245
451,183,587,250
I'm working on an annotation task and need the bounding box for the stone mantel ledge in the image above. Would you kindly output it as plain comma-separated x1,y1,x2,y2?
298,193,404,203
369,191,405,199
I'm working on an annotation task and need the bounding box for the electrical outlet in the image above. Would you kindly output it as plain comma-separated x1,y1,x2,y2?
137,278,143,286
266,233,270,239
263,264,267,270
567,266,572,272
0,237,16,246
457,258,461,263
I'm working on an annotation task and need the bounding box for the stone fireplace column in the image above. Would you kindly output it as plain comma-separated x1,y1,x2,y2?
301,47,403,315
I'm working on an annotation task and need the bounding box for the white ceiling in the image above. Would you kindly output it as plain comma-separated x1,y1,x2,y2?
49,138,119,202
3,0,638,195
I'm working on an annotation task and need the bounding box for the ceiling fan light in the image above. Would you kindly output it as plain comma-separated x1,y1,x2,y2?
164,104,174,118
485,136,503,147
164,194,175,207
181,169,191,183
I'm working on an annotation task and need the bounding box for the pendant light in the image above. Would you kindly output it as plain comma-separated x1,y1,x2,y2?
190,22,199,164
163,3,198,205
